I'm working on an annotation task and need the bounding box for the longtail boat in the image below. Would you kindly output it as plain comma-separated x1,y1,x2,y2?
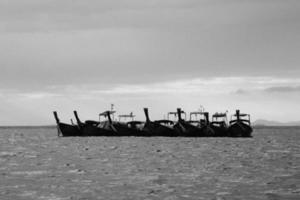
127,121,149,136
154,119,174,129
53,111,82,137
188,111,203,127
142,108,176,136
228,110,253,137
167,111,186,121
174,108,202,137
102,111,147,136
118,112,148,136
73,111,114,136
200,112,215,137
186,111,215,137
211,112,228,137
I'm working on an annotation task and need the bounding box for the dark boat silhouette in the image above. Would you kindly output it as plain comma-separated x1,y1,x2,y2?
73,111,115,136
200,112,215,137
188,111,202,127
154,119,175,129
173,108,203,137
102,111,147,136
167,110,186,122
127,121,149,136
211,112,228,137
53,111,82,137
188,111,215,137
142,108,176,136
54,108,253,137
118,112,147,136
228,110,253,137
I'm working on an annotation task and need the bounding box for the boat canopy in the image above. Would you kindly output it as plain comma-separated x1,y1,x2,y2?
127,121,143,125
213,113,227,118
99,110,116,116
168,111,185,115
189,111,207,121
233,113,249,117
154,119,174,125
168,110,186,120
118,114,135,118
118,112,135,121
118,112,135,118
230,110,251,125
190,111,206,115
187,120,201,123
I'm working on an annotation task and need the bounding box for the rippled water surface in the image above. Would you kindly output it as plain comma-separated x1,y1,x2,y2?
0,127,299,200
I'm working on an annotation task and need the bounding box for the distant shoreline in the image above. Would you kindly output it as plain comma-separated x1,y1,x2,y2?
253,125,300,129
0,125,56,129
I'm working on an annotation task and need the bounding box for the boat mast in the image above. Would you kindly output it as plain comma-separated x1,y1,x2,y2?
144,108,150,122
236,110,240,121
111,104,115,120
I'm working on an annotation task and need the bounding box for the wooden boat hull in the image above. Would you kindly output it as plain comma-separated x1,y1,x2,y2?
80,125,116,136
73,110,115,136
142,108,177,136
173,108,203,137
211,125,228,137
143,121,177,137
57,122,82,137
174,121,202,137
127,121,149,137
228,122,253,137
109,123,149,137
200,125,216,137
53,111,82,137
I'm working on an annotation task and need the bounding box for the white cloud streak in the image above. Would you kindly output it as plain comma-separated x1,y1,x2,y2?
9,76,299,98
1,76,300,125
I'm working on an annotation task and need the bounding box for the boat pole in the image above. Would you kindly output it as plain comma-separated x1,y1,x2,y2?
53,111,61,136
204,112,210,125
73,110,83,127
177,108,182,121
236,110,240,121
106,111,117,132
144,108,150,122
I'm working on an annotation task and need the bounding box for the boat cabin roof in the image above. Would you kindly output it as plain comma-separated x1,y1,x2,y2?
168,111,185,115
213,113,227,118
188,120,201,123
233,113,249,117
99,110,116,116
155,119,174,125
127,121,144,125
190,111,206,115
118,113,135,118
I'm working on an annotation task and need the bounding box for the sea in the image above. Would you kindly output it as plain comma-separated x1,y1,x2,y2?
0,126,299,200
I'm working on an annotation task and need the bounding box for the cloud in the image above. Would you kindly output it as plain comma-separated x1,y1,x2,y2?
234,89,248,95
264,86,300,93
1,76,300,125
17,92,61,99
3,76,300,97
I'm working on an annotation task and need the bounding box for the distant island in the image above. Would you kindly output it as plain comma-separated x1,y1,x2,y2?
253,119,300,127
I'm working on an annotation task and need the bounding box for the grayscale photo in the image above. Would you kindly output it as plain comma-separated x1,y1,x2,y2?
0,0,299,199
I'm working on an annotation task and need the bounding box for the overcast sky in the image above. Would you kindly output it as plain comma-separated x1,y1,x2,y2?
0,0,300,125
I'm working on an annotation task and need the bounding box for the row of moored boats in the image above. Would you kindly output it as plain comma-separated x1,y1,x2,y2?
53,108,253,137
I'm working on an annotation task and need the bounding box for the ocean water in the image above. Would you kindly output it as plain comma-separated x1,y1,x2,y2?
0,126,299,200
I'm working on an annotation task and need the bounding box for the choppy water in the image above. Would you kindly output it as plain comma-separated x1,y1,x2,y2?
0,126,299,200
